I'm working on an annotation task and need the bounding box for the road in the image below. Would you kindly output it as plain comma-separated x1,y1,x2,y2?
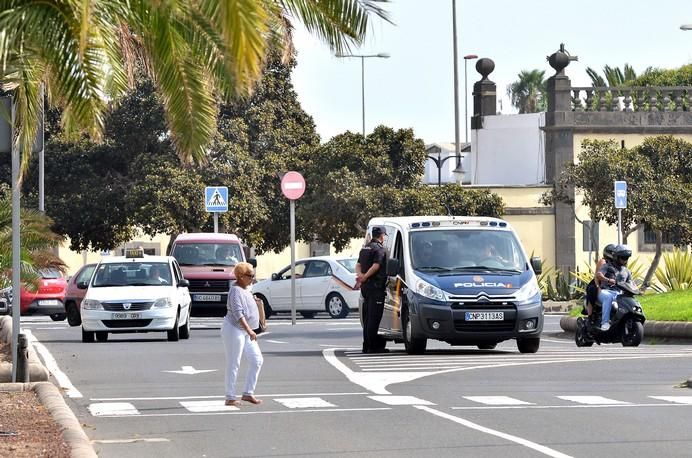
20,314,692,458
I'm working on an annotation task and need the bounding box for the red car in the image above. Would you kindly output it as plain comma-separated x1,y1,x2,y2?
20,269,68,320
63,263,96,326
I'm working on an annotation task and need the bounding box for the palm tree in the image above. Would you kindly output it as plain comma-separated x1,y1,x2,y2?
507,69,547,114
585,64,648,87
0,0,390,163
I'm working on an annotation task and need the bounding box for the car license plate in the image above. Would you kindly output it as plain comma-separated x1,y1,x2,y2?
111,312,141,319
38,299,60,306
194,294,221,302
465,311,504,321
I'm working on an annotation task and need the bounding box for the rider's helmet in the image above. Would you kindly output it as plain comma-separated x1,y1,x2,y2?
603,244,617,261
613,244,632,267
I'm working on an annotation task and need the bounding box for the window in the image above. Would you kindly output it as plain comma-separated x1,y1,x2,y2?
278,263,306,280
304,261,331,278
638,224,681,252
76,266,96,284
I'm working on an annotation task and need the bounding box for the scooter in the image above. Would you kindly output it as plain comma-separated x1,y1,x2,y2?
575,281,646,347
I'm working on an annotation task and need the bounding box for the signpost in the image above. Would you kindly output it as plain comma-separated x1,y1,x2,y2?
205,186,228,233
280,172,306,325
614,181,627,244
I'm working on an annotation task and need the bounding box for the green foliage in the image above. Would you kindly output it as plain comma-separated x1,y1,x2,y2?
586,64,642,87
654,248,692,291
539,267,579,301
628,64,692,87
507,69,547,113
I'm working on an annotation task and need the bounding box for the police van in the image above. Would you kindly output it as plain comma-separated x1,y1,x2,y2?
365,216,543,354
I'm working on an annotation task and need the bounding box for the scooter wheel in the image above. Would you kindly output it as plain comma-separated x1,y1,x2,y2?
575,318,594,347
621,320,644,347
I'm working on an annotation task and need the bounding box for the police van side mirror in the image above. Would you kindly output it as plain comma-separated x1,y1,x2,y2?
386,259,400,276
530,257,542,275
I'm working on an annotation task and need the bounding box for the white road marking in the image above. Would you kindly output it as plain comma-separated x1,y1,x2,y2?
464,396,533,405
274,397,336,408
23,330,83,398
415,405,573,458
89,402,140,416
557,396,629,405
92,438,170,444
90,391,368,401
265,339,287,344
452,402,692,411
180,400,240,412
650,396,692,404
369,395,434,406
162,366,217,375
92,407,391,418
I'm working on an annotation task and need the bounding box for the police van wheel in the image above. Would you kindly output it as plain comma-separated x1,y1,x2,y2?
517,337,540,353
326,293,349,319
403,308,426,355
81,328,95,343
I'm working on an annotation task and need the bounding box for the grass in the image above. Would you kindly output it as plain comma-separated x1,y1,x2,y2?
569,289,692,321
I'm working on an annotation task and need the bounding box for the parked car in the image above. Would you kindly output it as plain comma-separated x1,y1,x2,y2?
63,263,96,326
20,269,68,321
0,286,11,315
79,249,191,343
252,256,359,319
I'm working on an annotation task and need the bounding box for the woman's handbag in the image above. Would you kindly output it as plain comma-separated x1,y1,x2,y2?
253,295,267,334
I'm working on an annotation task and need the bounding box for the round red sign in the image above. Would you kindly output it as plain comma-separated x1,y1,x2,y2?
280,171,306,200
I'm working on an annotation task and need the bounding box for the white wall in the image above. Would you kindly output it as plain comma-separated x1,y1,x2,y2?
471,113,545,185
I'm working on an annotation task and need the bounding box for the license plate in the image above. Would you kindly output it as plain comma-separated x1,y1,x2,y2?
194,294,221,302
465,311,504,321
38,299,60,306
111,312,141,319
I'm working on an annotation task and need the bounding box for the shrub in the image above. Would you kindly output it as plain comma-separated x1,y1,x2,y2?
654,248,692,292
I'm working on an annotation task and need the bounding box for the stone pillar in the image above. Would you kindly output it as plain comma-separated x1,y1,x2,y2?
471,58,496,130
544,45,576,273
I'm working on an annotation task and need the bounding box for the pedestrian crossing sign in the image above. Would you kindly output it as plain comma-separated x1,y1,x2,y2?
205,186,228,213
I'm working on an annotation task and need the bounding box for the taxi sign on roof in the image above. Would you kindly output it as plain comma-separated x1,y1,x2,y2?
125,247,145,258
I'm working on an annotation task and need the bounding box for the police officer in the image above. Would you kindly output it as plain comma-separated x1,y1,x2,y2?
356,226,388,354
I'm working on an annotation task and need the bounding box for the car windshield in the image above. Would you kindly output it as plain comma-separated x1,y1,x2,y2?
92,262,172,287
171,243,243,266
39,268,62,279
410,229,526,273
337,258,357,273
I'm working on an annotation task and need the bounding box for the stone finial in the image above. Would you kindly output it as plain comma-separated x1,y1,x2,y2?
547,43,572,76
475,58,495,80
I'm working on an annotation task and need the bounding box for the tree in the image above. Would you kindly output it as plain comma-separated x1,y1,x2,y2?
628,64,692,87
507,70,547,113
543,136,692,290
0,0,389,163
585,64,644,87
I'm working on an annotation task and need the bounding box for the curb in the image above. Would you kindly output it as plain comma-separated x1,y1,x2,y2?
0,317,97,457
559,315,692,339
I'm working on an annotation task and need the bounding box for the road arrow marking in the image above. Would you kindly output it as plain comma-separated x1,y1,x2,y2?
163,366,217,375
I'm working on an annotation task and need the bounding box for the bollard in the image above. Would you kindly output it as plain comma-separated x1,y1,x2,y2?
16,333,29,382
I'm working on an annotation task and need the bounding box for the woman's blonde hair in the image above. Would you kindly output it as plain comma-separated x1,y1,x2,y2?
233,262,254,279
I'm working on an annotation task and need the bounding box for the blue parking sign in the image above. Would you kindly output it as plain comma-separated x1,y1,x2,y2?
614,181,627,209
205,186,228,213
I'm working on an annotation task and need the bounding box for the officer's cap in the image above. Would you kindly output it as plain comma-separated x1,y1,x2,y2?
371,226,387,238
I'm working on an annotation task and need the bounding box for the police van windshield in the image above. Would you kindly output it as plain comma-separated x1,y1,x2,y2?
92,262,172,287
410,229,526,273
171,243,243,266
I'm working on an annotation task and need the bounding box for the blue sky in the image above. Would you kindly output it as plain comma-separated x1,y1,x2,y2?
291,0,691,145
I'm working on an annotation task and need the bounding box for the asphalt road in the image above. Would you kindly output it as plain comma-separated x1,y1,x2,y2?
19,314,692,458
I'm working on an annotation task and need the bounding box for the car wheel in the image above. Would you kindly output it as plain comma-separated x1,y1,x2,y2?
256,295,272,319
517,337,540,353
81,327,95,343
402,307,426,354
65,302,82,327
50,313,67,321
95,331,108,342
168,309,180,341
326,293,349,319
300,311,317,319
179,308,191,339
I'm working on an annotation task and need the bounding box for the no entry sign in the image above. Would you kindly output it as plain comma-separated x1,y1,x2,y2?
281,171,306,200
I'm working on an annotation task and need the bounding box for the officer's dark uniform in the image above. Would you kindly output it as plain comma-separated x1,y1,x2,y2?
358,228,388,353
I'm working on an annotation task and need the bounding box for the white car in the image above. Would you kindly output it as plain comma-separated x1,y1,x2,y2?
253,256,360,319
79,250,192,342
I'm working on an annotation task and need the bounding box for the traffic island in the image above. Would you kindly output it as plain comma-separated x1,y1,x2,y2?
0,316,49,382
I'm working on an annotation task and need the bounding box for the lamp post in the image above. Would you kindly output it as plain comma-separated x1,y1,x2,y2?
427,149,464,186
335,52,390,137
463,54,478,143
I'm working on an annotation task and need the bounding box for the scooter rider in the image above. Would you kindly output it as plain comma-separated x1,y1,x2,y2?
597,244,633,331
585,244,616,316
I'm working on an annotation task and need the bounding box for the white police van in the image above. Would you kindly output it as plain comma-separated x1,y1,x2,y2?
79,248,192,343
365,216,543,354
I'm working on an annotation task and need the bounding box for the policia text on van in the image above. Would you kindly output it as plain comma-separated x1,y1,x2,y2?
362,216,543,354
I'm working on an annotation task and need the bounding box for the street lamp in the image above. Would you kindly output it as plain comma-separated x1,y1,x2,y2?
451,0,461,172
427,148,464,186
463,54,478,144
335,52,390,137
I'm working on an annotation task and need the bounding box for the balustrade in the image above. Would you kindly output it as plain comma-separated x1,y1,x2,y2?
570,87,692,112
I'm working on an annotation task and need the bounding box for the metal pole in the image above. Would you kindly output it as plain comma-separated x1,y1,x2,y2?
617,209,622,244
11,99,21,383
438,151,442,186
464,59,469,144
361,56,365,138
213,212,218,233
452,0,461,168
290,199,296,325
38,84,45,212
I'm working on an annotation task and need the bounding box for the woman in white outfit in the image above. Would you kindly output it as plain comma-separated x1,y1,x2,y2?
221,262,263,406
